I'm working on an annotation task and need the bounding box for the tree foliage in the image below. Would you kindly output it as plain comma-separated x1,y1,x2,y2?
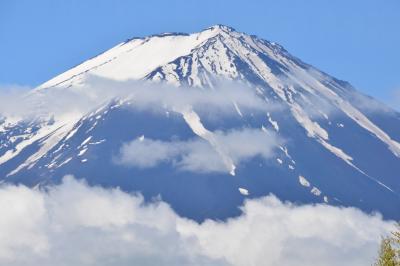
375,223,400,266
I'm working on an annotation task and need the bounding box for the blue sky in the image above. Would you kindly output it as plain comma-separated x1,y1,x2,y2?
1,0,399,107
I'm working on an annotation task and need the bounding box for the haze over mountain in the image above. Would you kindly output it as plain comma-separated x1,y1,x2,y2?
1,25,399,222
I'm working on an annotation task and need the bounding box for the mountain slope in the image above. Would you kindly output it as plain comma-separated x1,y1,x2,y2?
1,25,399,221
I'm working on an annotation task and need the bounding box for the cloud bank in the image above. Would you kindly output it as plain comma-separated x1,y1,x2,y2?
0,76,276,122
114,128,282,173
0,176,393,266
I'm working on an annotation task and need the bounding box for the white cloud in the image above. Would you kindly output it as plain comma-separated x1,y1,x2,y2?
0,76,277,122
0,85,33,119
388,88,400,111
346,90,393,113
0,176,393,266
277,68,396,119
114,128,282,174
0,83,105,121
87,76,274,112
116,138,181,168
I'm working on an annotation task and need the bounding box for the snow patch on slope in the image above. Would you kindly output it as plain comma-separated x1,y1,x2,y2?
0,118,77,171
298,175,311,187
181,109,236,175
238,187,249,196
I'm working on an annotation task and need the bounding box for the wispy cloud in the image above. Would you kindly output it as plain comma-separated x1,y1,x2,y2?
0,76,278,122
0,176,393,266
114,128,282,174
346,90,394,113
278,68,396,118
388,87,400,111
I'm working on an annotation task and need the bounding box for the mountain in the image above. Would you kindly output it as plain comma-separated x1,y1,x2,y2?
1,25,399,222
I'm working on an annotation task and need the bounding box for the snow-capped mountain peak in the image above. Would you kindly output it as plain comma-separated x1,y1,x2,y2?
36,25,287,89
1,25,400,222
37,25,237,89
